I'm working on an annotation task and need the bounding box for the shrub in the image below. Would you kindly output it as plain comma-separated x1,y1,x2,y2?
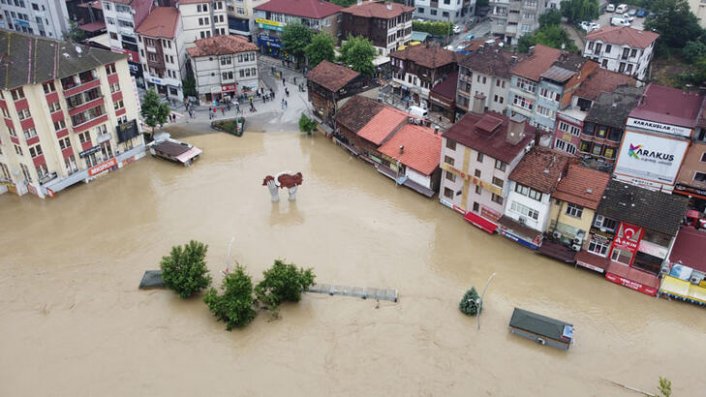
255,260,315,313
299,114,318,135
459,287,481,316
160,240,212,299
204,265,257,330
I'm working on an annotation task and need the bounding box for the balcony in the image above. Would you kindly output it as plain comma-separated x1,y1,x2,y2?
62,72,101,98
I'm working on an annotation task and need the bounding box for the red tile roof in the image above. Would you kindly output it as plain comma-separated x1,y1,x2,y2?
254,0,343,19
509,147,572,193
552,164,610,209
443,111,536,163
629,84,704,128
669,227,706,273
511,44,561,82
430,71,457,100
187,35,257,57
378,124,441,175
574,68,637,101
135,7,180,39
78,21,106,33
336,95,385,133
390,44,456,69
458,45,523,79
306,60,360,92
586,26,659,49
342,1,414,18
357,107,408,145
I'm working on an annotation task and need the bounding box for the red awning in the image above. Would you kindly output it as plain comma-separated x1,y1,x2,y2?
605,262,660,296
464,211,497,234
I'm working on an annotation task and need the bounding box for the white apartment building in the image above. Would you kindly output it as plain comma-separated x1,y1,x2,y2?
414,0,473,23
187,35,258,103
0,31,145,199
0,0,70,38
583,26,659,82
226,0,269,37
177,0,229,45
489,0,545,45
135,7,187,100
102,0,153,66
456,44,519,115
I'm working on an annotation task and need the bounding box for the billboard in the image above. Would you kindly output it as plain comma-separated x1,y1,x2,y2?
614,131,688,187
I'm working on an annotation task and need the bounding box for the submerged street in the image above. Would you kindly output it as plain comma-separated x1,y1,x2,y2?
1,131,705,396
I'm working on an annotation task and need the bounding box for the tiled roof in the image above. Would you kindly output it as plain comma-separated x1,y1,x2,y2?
335,95,384,133
254,0,343,19
585,86,643,129
378,124,441,175
574,67,637,101
390,44,456,69
509,147,572,193
511,44,561,82
597,180,688,235
629,84,704,129
669,227,706,273
135,7,180,39
305,60,360,92
357,107,408,145
342,1,414,18
443,111,535,163
78,21,106,33
187,35,258,57
552,164,610,209
586,26,659,49
430,71,457,100
0,31,124,90
458,46,521,79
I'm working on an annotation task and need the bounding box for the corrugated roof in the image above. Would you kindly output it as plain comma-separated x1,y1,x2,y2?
135,7,180,39
357,107,407,145
378,124,441,175
540,65,575,83
574,67,637,101
187,35,258,57
305,60,360,92
509,308,572,341
511,44,561,82
0,30,125,90
254,0,343,19
335,95,384,133
509,147,572,193
628,84,704,129
669,227,706,273
552,164,610,209
586,26,659,49
585,86,643,129
342,1,414,18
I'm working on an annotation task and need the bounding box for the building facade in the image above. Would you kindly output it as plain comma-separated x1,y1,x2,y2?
341,1,414,56
583,26,659,82
674,102,706,206
306,60,363,126
414,0,473,23
0,0,70,38
0,31,144,198
177,0,229,44
226,0,268,38
188,35,259,103
489,0,546,45
456,43,519,115
390,43,457,109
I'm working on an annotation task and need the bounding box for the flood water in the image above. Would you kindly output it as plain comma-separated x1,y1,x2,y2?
1,130,705,396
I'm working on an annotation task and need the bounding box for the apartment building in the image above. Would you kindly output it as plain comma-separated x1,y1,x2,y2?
226,0,268,37
0,0,70,38
177,0,229,44
583,26,659,82
102,0,153,81
390,43,457,109
674,100,706,203
414,0,473,23
489,0,546,45
188,35,259,103
341,0,414,56
0,31,144,198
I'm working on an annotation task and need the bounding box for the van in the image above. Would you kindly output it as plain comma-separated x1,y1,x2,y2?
408,106,428,118
615,4,628,13
610,17,630,26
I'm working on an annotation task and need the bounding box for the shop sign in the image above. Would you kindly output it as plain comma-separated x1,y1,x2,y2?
613,222,643,251
626,117,692,138
79,145,101,158
614,131,688,186
222,84,237,92
674,183,706,198
499,228,540,250
576,260,605,274
481,206,501,222
88,158,117,177
149,76,163,85
257,35,282,48
606,272,658,296
256,18,285,31
638,240,668,259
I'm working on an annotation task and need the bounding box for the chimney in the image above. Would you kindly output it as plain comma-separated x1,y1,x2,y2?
399,145,405,154
506,114,526,145
472,92,486,114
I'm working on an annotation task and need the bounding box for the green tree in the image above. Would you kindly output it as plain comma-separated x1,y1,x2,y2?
539,9,562,27
305,32,336,68
160,240,212,299
683,40,706,62
657,377,672,397
255,260,315,313
329,0,357,6
645,0,703,49
411,21,453,36
518,26,578,53
459,287,481,316
204,265,257,330
140,89,170,139
281,22,313,68
65,20,86,42
560,0,599,24
299,114,318,136
182,76,197,98
339,36,377,76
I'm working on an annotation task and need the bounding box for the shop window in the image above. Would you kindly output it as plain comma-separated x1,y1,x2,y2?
695,172,706,182
588,239,609,257
610,248,632,264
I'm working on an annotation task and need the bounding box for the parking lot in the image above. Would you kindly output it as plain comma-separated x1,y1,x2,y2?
593,8,646,31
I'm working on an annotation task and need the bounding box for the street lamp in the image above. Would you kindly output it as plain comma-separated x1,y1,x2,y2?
477,272,497,331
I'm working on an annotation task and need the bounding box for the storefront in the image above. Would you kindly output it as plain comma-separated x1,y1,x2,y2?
257,32,283,59
605,261,660,296
497,216,543,250
463,211,497,234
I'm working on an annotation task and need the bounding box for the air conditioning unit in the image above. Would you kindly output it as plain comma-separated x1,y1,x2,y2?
571,244,581,252
552,231,562,240
690,272,705,285
518,216,527,225
572,237,583,245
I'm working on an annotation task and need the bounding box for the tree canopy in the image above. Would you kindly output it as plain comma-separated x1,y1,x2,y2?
160,240,212,299
281,23,313,65
140,89,170,138
204,265,257,330
517,25,578,53
339,36,377,76
305,32,336,68
328,0,357,6
539,9,563,27
645,0,703,49
411,21,453,37
560,0,599,24
299,114,318,136
255,260,315,313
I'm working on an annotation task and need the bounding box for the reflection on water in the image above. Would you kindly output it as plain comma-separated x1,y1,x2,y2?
1,131,705,396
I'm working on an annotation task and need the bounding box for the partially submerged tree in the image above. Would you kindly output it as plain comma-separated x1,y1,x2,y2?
459,287,481,316
204,265,257,330
305,32,336,68
160,240,212,299
339,36,377,76
657,377,672,397
299,114,318,136
255,260,315,314
141,89,170,139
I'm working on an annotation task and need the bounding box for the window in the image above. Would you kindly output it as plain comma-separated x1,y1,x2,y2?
601,59,608,68
700,152,706,162
446,139,456,150
605,45,612,54
43,81,55,93
593,215,617,231
695,172,706,182
444,155,454,166
510,201,539,220
53,119,66,131
10,88,25,100
23,127,36,139
220,57,232,65
106,17,115,25
477,152,484,162
513,95,533,111
78,131,90,144
445,171,456,182
580,140,591,153
48,101,61,112
58,137,71,150
28,144,42,158
110,32,118,40
492,177,504,188
536,105,554,118
494,160,506,172
110,83,120,93
603,147,615,159
222,71,234,80
474,169,481,178
611,248,632,264
514,183,542,201
20,163,32,182
0,107,8,118
630,49,637,57
491,193,503,205
443,187,453,199
113,99,124,110
14,145,23,155
118,19,133,28
515,77,536,93
588,239,609,257
566,203,583,218
475,185,482,194
17,108,31,120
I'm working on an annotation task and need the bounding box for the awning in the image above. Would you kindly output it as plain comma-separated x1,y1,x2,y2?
79,21,106,33
606,262,660,297
175,147,202,164
575,251,610,274
660,275,706,305
464,211,497,234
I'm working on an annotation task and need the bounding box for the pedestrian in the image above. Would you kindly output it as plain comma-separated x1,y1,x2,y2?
270,87,275,97
285,88,289,97
281,98,286,110
221,107,225,115
284,100,288,109
282,76,286,85
235,102,240,113
208,106,212,114
293,76,297,84
189,109,194,118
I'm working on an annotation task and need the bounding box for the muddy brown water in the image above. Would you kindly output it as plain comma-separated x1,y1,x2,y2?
1,131,705,396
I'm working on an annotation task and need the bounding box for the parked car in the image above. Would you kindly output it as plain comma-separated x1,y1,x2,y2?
636,8,647,17
580,21,591,31
623,13,634,22
615,4,628,13
628,8,637,17
453,24,462,34
465,32,475,41
589,22,600,31
610,16,631,26
606,3,616,12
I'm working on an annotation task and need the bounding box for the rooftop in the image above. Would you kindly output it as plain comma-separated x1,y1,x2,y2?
378,124,441,175
443,111,535,163
335,95,384,133
458,45,521,79
509,147,572,193
597,180,688,235
586,26,659,49
430,71,457,100
342,1,414,19
357,107,408,145
669,227,706,273
305,60,360,92
390,43,456,69
628,84,704,129
0,30,124,90
254,0,343,19
135,7,180,39
78,21,107,33
511,44,562,82
585,86,643,129
509,308,572,341
552,164,611,210
187,35,258,57
574,67,637,101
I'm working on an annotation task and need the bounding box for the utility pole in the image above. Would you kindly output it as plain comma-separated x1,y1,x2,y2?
477,272,497,331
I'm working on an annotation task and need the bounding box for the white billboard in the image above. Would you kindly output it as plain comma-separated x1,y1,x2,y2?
614,131,688,186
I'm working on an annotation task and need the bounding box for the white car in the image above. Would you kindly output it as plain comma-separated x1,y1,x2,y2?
579,21,591,31
615,4,628,13
622,13,634,22
606,3,615,12
453,25,462,34
589,22,600,31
